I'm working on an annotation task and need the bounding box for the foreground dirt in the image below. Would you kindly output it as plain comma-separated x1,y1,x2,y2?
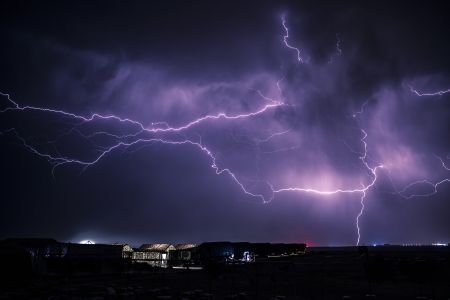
1,246,449,299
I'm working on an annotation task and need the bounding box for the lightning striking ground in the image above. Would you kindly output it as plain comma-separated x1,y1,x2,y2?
2,82,384,244
1,16,449,246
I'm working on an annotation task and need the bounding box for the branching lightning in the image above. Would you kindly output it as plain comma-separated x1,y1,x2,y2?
1,16,449,246
396,179,450,199
392,155,450,199
409,85,450,97
388,87,450,200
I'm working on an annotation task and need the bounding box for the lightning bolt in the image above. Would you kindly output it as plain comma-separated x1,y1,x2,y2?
281,15,305,63
409,85,450,97
0,90,283,134
0,17,386,246
397,179,450,199
393,155,450,199
328,33,343,64
436,155,450,171
270,125,383,245
386,89,450,199
0,86,382,246
0,88,283,203
356,184,367,246
352,100,368,118
1,16,449,247
335,33,342,56
276,76,285,100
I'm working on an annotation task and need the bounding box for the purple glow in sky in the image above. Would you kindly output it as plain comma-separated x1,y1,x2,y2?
1,1,449,246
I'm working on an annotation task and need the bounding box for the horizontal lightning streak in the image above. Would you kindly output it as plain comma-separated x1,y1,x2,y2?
395,155,450,199
409,85,450,96
0,89,382,205
397,179,450,199
272,128,382,193
0,16,384,246
1,16,449,248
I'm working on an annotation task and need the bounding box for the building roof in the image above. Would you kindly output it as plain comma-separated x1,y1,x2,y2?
140,243,175,252
174,243,198,250
111,243,133,252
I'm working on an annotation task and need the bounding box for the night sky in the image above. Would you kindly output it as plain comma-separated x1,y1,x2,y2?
1,1,449,246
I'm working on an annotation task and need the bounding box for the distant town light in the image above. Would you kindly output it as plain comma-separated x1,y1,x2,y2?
432,243,447,246
80,240,95,244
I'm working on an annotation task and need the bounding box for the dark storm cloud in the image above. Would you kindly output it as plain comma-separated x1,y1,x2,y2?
1,0,449,246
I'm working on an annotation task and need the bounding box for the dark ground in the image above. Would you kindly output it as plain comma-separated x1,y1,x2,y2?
1,246,449,300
